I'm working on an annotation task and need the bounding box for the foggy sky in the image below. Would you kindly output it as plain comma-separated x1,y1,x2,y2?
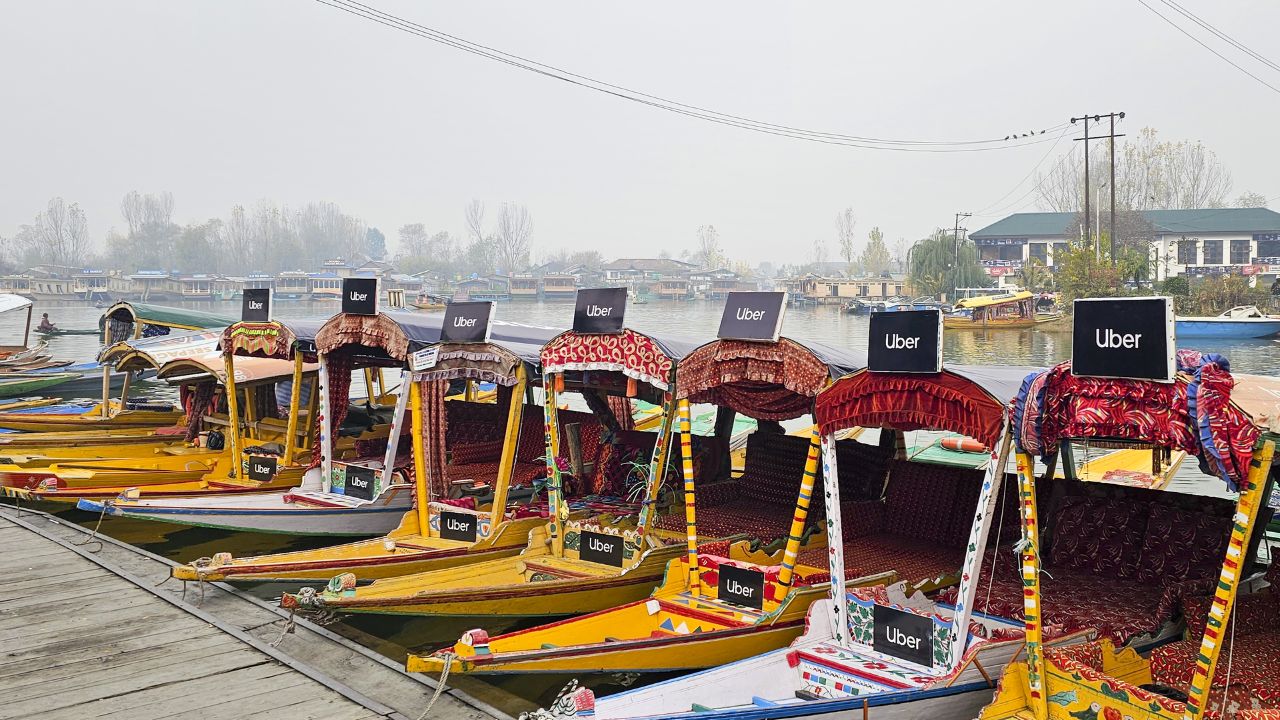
2,1,1277,266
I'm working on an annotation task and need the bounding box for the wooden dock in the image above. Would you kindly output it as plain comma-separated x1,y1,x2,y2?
0,505,510,720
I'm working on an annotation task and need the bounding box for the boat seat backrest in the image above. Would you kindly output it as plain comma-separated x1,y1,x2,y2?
737,432,818,508
882,460,984,546
834,438,893,501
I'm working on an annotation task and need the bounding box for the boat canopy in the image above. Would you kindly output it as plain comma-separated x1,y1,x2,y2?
1010,350,1262,490
156,352,316,386
0,294,33,315
676,337,865,420
96,329,224,372
419,329,557,387
100,301,235,343
815,364,1037,448
314,310,561,368
954,290,1033,310
220,317,331,360
540,328,699,392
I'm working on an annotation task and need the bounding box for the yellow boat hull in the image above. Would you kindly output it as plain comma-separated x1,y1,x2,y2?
283,525,692,618
0,408,184,433
171,511,545,583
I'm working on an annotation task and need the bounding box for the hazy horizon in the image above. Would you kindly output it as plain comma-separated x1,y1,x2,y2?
2,1,1277,266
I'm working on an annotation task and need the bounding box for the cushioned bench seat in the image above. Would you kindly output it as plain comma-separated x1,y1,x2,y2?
801,535,966,587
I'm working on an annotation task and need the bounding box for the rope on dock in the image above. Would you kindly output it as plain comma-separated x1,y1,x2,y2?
72,501,107,553
416,652,454,720
269,607,297,647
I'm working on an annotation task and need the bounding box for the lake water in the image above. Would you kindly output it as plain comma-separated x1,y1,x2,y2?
10,298,1280,715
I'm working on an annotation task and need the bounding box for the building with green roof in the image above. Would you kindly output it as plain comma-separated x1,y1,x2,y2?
968,207,1280,283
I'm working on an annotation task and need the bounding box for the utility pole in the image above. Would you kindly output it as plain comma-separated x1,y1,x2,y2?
953,212,971,267
1071,112,1125,265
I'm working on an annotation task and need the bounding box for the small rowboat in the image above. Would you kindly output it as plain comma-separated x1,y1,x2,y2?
944,291,1061,330
0,372,80,399
33,327,102,337
1175,305,1280,339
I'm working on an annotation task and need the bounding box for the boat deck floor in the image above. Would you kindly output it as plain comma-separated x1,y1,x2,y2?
0,504,509,720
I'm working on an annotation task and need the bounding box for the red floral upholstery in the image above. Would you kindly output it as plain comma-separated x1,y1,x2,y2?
1134,504,1231,584
1047,496,1150,578
801,534,965,585
449,440,503,465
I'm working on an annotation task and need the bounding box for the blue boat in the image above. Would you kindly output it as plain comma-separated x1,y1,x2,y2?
1176,305,1280,339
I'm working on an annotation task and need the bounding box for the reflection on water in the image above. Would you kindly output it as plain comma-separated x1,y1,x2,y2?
11,298,1280,715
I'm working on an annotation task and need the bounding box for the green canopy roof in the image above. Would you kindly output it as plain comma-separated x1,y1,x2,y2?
971,207,1280,240
101,301,236,333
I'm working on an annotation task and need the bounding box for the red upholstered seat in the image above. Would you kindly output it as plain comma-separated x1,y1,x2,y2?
801,534,966,586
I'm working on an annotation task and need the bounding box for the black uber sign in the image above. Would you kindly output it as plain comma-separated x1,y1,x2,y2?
717,564,765,610
573,288,627,334
343,465,376,500
873,604,934,667
717,291,786,342
579,530,624,567
868,309,943,373
439,510,478,542
246,454,277,481
1071,297,1174,382
341,278,379,316
441,301,494,344
241,288,272,323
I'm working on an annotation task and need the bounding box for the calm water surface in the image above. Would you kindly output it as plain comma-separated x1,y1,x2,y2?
11,298,1280,715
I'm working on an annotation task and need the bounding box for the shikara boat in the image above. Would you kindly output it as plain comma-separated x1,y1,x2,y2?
409,296,922,677
981,359,1278,720
99,300,236,343
282,312,702,617
92,310,577,538
1176,304,1280,339
0,371,80,399
944,291,1060,330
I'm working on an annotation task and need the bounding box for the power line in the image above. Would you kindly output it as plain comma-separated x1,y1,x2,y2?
1135,0,1280,96
1156,0,1280,75
972,126,1075,216
314,0,1068,152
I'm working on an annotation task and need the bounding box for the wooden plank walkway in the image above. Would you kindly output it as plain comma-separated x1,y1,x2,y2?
0,505,510,720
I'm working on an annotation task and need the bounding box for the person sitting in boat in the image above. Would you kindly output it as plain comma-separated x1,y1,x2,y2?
36,313,56,332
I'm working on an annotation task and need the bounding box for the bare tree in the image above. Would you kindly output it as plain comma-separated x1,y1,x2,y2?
1036,128,1234,212
694,225,727,269
493,202,533,274
1235,191,1268,209
835,207,857,270
21,197,91,266
465,199,486,243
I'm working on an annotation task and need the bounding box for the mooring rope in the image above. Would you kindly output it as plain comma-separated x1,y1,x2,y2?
72,501,107,553
416,652,454,720
268,607,297,647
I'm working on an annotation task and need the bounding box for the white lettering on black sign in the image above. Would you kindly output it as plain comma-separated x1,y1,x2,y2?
1072,297,1173,382
579,530,624,567
717,564,765,610
242,289,272,322
872,604,934,667
573,288,627,334
440,301,494,343
440,511,477,542
717,291,786,342
341,278,379,316
344,466,376,500
247,454,277,481
868,310,942,374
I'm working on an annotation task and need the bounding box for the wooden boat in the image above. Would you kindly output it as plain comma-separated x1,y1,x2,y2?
0,294,45,365
99,300,236,343
281,320,705,617
408,308,910,677
1053,443,1186,489
168,315,583,580
1176,304,1280,339
524,363,1044,712
33,327,101,337
104,312,560,542
944,290,1061,330
0,371,80,398
980,358,1278,720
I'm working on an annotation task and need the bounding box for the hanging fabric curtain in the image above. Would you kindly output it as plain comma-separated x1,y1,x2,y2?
310,348,354,469
421,377,450,498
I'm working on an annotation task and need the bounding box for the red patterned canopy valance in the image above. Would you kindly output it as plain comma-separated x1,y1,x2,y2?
221,322,297,359
540,329,675,391
676,338,828,421
815,369,1006,448
315,313,409,360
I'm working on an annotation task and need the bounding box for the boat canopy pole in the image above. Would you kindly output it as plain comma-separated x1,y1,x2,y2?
118,371,133,413
319,355,333,491
410,373,429,534
100,365,111,418
1183,439,1274,720
223,354,244,481
818,432,847,641
379,369,411,492
634,389,676,541
946,421,1012,669
283,354,304,465
678,398,700,596
489,365,528,528
543,373,565,558
1015,449,1047,720
776,426,821,590
22,304,31,349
